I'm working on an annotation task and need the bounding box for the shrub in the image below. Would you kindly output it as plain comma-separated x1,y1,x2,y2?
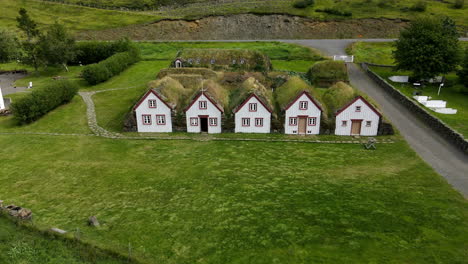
73,38,134,65
82,48,141,85
410,1,427,12
307,61,349,86
293,0,314,9
458,47,468,88
315,8,352,17
11,80,79,124
454,0,464,9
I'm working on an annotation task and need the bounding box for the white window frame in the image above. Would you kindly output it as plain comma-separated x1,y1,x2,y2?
190,117,198,126
355,106,361,112
148,99,157,108
366,121,372,127
342,120,347,127
156,115,166,125
308,117,317,126
242,118,250,127
142,115,152,125
249,103,257,112
289,117,297,126
209,117,218,126
299,101,308,110
199,101,207,110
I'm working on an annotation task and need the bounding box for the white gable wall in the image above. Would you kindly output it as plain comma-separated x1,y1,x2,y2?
335,98,380,136
186,94,222,134
135,93,173,133
235,96,271,133
284,93,321,135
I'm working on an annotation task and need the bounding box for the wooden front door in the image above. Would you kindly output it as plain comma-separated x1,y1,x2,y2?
298,117,307,134
200,117,208,132
351,120,362,135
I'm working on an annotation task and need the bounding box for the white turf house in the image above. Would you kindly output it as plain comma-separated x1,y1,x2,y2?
284,91,323,135
335,96,381,136
134,89,173,133
234,93,272,134
185,91,223,134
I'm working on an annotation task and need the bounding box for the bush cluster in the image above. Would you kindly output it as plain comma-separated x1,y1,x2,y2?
315,8,352,17
11,80,79,124
293,0,314,9
73,38,134,65
454,0,464,9
82,48,141,85
409,1,427,12
307,61,349,86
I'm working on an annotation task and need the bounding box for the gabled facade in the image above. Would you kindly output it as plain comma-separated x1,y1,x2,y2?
234,93,272,134
284,91,322,135
335,96,381,136
134,89,173,133
185,92,223,134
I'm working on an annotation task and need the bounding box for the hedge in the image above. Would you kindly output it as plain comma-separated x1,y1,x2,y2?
307,60,349,86
72,38,134,65
11,80,79,124
82,48,141,85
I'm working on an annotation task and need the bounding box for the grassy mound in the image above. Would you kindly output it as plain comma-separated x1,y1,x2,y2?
230,77,274,112
199,79,230,110
307,60,349,86
175,49,272,72
157,68,220,80
322,81,357,117
275,76,317,109
148,76,192,111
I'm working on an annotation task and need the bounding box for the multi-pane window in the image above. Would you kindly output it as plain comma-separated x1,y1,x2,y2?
366,121,372,127
308,117,317,126
209,118,217,126
142,115,151,125
299,101,308,110
289,117,297,126
156,115,166,125
255,118,263,127
249,103,257,112
355,106,361,112
199,101,207,109
242,118,250,127
148,100,157,108
190,117,198,126
342,120,347,126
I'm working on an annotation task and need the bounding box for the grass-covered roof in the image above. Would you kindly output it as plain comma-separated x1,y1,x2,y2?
275,76,319,109
322,81,358,117
230,77,274,113
147,76,193,111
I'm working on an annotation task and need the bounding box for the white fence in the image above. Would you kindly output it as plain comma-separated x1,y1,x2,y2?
333,55,354,63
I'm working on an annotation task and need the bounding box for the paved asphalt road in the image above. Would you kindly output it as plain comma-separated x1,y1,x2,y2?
289,39,468,198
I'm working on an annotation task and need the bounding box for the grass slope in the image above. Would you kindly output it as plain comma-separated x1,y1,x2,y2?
0,216,128,264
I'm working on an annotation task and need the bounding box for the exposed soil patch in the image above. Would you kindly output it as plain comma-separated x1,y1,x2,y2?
75,14,408,40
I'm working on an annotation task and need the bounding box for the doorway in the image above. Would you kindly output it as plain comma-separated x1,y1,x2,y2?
175,60,182,68
298,117,307,135
351,120,362,135
200,117,208,132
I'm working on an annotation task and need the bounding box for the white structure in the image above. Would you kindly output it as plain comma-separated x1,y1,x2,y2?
185,92,223,134
333,55,354,63
234,93,272,133
413,96,457,114
133,89,173,133
335,96,381,136
284,91,322,135
389,76,409,83
0,88,5,110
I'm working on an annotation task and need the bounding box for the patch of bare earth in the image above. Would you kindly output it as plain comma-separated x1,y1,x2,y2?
75,14,408,40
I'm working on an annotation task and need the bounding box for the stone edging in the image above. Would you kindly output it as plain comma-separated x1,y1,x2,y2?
361,63,468,154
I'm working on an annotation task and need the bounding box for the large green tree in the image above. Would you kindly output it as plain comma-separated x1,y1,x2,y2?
39,22,76,71
16,8,43,71
393,17,461,80
0,30,21,63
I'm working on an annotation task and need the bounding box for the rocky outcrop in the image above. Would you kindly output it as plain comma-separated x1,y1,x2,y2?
76,14,408,40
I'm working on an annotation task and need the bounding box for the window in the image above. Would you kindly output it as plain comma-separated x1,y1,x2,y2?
366,121,372,127
199,101,207,109
289,117,297,126
308,117,317,126
342,120,347,126
148,100,157,108
142,115,151,125
255,118,263,127
190,117,198,126
355,106,361,112
242,118,250,127
209,117,217,126
249,103,257,112
156,115,166,125
299,101,308,110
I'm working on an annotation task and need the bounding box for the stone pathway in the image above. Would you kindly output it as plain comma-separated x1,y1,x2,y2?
78,89,395,145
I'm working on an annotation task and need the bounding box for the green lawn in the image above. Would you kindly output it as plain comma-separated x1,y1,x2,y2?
0,215,128,264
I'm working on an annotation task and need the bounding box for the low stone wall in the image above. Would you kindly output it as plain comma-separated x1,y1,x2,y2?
362,63,468,154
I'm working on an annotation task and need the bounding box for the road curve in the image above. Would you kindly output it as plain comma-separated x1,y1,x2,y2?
290,39,468,198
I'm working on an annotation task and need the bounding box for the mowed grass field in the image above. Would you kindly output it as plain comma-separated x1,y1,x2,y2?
347,41,468,138
0,0,466,35
0,41,467,263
